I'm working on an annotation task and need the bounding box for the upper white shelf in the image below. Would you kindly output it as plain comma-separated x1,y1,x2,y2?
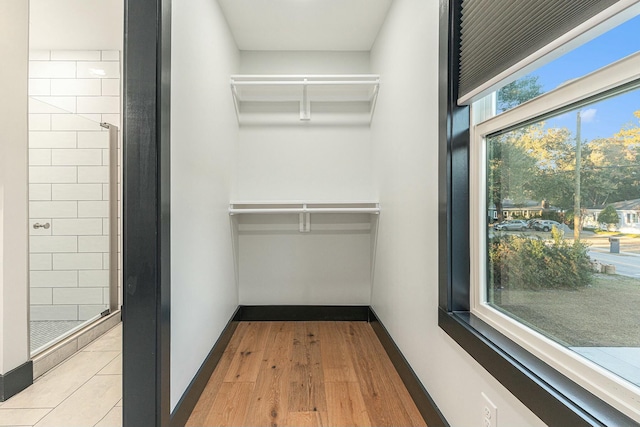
230,74,380,125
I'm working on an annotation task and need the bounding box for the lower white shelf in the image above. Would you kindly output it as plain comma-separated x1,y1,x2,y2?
229,201,380,215
229,201,380,233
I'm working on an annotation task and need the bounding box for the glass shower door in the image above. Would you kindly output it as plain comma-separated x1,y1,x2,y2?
28,49,121,354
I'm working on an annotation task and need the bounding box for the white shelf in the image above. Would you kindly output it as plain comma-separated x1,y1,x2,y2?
229,201,380,233
230,74,380,125
229,201,380,215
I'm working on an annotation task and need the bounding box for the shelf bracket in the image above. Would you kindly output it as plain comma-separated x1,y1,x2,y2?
299,206,311,232
300,79,311,121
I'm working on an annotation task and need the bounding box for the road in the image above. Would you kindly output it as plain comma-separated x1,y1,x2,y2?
588,248,640,278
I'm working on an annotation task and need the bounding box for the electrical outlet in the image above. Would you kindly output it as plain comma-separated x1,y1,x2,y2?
481,392,498,427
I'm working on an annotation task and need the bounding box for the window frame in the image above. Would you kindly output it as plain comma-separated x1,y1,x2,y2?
438,1,640,425
470,52,640,423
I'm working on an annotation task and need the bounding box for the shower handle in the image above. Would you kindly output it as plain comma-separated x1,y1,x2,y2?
33,222,50,230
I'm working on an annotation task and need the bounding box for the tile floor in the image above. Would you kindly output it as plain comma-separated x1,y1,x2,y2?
0,323,122,427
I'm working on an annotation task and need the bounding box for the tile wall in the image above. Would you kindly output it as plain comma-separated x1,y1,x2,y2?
28,50,121,324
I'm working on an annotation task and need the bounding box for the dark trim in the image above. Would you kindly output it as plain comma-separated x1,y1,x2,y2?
122,0,171,425
0,361,33,401
440,310,639,427
235,305,370,321
170,308,240,427
368,308,448,427
437,1,639,426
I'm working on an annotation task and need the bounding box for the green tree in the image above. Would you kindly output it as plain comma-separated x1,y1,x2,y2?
598,205,619,227
497,75,544,113
487,131,537,222
489,77,544,223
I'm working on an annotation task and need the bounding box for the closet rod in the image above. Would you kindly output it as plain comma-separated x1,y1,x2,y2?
229,207,380,215
231,80,379,86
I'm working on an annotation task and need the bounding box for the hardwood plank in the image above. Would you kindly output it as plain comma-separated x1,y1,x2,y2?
347,322,424,426
318,321,358,383
188,321,427,427
288,322,327,413
224,321,272,383
201,382,254,426
186,322,247,426
282,410,326,427
325,381,372,427
358,324,427,427
243,322,294,427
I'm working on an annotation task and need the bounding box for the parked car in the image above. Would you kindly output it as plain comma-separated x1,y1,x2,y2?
533,220,561,232
494,219,527,231
526,219,541,229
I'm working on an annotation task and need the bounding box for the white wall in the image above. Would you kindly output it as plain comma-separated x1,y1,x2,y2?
29,0,123,51
370,0,546,425
235,51,375,305
170,0,240,411
0,0,30,374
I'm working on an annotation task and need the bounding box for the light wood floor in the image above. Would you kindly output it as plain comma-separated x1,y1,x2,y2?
187,321,427,427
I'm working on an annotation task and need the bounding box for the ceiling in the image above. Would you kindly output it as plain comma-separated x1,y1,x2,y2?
217,0,393,51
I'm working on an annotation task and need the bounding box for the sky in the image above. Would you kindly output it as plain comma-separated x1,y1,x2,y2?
520,14,640,141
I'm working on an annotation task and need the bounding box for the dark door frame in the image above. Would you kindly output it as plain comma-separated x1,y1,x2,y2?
122,0,171,425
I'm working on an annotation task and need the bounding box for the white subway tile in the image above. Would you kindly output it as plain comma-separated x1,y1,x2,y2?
29,219,53,236
51,79,101,96
53,287,103,304
29,149,52,166
29,61,76,78
77,132,109,148
30,305,77,321
51,51,101,61
79,270,108,287
29,79,51,96
53,253,103,270
29,96,71,114
51,149,102,166
30,254,52,270
30,201,77,218
103,288,110,304
78,236,109,253
101,114,120,128
52,184,102,201
78,166,109,183
31,270,78,288
51,114,102,131
101,79,120,96
102,149,110,166
29,184,52,201
77,97,120,114
102,184,110,201
79,305,108,320
101,51,120,61
77,62,120,79
29,131,76,148
103,253,109,269
32,96,77,113
29,50,51,60
29,166,77,183
30,236,77,253
31,288,53,305
52,218,102,235
29,114,51,130
102,218,110,235
78,201,109,218
29,98,71,114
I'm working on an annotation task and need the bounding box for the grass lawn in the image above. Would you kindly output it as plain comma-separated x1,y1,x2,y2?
491,274,640,347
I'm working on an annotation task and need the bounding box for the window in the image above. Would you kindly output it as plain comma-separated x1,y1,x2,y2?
471,37,640,424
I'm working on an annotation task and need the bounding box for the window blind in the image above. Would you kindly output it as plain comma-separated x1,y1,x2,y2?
458,0,621,103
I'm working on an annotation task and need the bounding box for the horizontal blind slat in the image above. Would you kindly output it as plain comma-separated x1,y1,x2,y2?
459,0,620,100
